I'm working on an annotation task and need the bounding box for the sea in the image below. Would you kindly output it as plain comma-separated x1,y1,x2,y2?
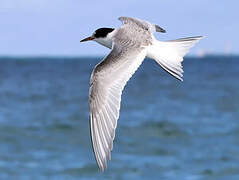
0,56,238,180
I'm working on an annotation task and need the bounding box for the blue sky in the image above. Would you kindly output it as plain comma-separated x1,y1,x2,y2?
0,0,238,56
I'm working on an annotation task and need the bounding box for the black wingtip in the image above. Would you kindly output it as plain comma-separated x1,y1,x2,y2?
155,25,166,33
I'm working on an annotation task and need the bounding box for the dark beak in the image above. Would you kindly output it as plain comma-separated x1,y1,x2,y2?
80,36,95,42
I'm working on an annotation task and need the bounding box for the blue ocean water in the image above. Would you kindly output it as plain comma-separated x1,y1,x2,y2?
0,56,238,180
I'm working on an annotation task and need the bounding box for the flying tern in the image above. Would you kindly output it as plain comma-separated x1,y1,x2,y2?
81,16,203,171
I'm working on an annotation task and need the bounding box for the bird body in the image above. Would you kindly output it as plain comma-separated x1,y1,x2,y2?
81,17,203,171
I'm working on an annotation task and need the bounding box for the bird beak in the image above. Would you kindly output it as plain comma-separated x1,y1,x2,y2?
80,36,95,42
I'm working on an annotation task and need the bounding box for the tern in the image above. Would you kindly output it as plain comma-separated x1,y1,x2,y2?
81,17,203,171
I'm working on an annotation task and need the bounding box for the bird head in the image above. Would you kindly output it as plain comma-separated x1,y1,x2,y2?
80,28,115,49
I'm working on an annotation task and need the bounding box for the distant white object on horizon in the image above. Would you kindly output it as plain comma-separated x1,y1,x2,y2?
80,16,203,171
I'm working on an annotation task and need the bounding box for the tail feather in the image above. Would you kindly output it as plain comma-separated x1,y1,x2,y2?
147,36,203,81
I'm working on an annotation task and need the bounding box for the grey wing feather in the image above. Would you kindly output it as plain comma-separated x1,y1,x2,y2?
89,41,147,171
119,16,155,32
119,16,166,33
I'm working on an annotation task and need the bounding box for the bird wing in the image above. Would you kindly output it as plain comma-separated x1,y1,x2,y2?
89,41,147,171
119,16,166,33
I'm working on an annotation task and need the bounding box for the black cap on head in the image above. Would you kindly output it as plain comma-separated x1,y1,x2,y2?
94,28,114,38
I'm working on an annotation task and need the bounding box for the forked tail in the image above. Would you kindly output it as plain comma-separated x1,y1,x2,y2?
147,36,203,81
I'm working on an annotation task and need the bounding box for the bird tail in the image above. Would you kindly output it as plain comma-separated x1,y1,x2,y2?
147,36,203,81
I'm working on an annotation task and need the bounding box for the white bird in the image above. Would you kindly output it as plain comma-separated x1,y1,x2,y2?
80,17,203,171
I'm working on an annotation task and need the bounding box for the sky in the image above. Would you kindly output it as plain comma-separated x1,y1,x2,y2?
0,0,238,56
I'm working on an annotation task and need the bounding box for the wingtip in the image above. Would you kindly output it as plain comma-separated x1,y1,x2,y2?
155,25,166,33
98,161,107,172
99,166,105,172
195,36,205,40
177,76,183,82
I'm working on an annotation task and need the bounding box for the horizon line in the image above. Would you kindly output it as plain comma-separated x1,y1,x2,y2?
0,53,238,59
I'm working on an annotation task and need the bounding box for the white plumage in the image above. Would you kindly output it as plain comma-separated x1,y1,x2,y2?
82,17,203,171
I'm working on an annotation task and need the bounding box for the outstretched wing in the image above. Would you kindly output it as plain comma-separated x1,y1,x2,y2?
119,16,166,33
90,42,147,171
